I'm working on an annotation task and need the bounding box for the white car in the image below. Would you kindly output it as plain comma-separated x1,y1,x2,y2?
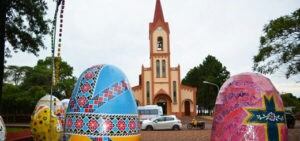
141,115,182,131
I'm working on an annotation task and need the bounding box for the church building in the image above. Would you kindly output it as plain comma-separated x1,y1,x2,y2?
132,0,197,117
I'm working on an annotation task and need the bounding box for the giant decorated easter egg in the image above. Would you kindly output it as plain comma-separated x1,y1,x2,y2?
64,65,140,141
34,94,64,116
211,72,288,141
30,106,62,141
0,116,6,141
61,99,70,111
31,95,64,141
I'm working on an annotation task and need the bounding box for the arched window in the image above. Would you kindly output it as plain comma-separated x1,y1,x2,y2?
156,60,160,78
162,60,166,77
173,81,177,103
157,36,163,51
146,81,150,104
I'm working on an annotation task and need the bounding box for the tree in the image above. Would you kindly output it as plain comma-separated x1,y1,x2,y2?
0,0,50,112
182,55,230,115
21,57,76,98
253,8,300,78
4,65,32,85
281,93,300,113
2,83,46,122
2,57,76,121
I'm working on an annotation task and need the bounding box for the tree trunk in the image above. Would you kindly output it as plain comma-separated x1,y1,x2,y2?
0,0,7,113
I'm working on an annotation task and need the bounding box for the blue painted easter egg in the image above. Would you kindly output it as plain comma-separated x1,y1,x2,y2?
64,65,140,141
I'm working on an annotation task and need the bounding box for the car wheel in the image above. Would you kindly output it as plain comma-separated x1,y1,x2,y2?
146,125,153,131
173,125,180,130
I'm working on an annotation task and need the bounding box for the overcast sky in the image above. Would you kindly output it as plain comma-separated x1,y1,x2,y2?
7,0,300,97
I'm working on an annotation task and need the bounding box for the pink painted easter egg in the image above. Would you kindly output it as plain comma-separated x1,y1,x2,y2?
211,72,288,141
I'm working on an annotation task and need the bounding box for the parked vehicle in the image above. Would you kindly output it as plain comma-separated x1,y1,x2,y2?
285,112,296,129
138,105,163,121
187,118,205,129
141,115,182,131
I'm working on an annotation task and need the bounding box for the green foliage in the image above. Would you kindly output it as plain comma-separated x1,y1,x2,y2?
4,65,32,85
21,57,76,97
253,8,300,78
182,55,230,113
2,57,76,116
281,93,300,113
21,58,54,92
2,84,19,114
4,0,50,56
0,0,52,114
57,77,77,98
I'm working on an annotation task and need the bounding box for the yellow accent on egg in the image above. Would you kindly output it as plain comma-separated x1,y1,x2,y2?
68,135,92,141
30,106,61,141
110,135,141,141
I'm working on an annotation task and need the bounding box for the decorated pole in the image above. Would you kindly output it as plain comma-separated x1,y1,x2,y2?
55,0,65,85
50,0,64,140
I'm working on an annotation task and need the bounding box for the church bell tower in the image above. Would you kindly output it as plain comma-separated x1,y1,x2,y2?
149,0,170,81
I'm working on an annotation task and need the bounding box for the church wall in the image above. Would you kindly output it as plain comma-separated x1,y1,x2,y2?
170,69,180,113
153,83,169,96
171,103,179,113
132,87,142,105
143,70,152,104
181,88,195,113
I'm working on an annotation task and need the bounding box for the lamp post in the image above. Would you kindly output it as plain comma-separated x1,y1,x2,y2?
203,81,220,92
203,81,220,116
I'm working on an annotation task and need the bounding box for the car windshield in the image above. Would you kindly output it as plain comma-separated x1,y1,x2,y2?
150,117,158,121
151,116,176,122
151,116,164,121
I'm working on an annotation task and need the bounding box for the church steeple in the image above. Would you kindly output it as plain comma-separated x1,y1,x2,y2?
149,0,170,81
153,0,165,23
149,0,169,34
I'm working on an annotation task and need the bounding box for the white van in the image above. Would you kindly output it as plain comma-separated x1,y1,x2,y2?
138,105,163,121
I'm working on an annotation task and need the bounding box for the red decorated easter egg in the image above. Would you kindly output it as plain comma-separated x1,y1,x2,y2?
211,72,288,141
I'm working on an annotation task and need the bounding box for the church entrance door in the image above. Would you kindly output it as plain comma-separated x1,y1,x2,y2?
154,93,172,115
184,101,191,116
157,101,167,115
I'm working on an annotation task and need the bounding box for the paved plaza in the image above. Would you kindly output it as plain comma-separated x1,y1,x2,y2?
6,120,300,141
141,121,300,141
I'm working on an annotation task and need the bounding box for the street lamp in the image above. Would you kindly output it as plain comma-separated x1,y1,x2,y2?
203,81,220,92
203,81,220,116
